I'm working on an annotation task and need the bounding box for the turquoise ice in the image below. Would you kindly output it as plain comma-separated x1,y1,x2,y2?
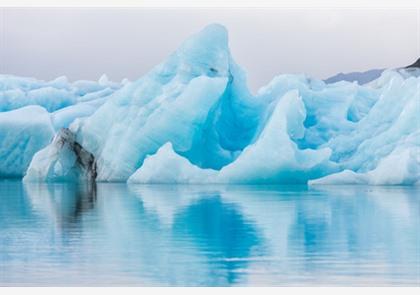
0,24,418,184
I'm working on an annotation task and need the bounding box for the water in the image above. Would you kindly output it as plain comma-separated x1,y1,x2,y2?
0,180,419,286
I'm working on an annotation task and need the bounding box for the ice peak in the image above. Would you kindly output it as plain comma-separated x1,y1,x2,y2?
173,24,230,78
196,23,228,45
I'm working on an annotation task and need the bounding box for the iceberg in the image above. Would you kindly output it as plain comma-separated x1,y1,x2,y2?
65,24,260,181
0,75,121,177
0,106,54,177
309,133,420,186
1,24,419,185
128,90,332,184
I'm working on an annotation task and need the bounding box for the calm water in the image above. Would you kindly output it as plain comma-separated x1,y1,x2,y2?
0,180,419,286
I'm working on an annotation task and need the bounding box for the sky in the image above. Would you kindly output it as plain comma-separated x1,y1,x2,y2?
0,8,419,92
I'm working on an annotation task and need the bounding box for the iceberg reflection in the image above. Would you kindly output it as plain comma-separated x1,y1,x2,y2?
0,182,418,286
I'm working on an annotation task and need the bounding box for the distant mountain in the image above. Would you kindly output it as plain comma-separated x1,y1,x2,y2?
405,58,420,68
324,68,384,85
325,57,420,85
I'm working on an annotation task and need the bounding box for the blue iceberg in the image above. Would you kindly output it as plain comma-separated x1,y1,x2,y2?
1,24,418,185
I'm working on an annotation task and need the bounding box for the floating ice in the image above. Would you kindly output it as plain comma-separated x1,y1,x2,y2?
0,106,54,177
310,133,420,186
70,24,260,181
1,24,419,185
127,142,217,184
0,75,121,177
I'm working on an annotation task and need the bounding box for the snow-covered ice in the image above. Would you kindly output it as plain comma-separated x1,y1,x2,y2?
1,24,419,185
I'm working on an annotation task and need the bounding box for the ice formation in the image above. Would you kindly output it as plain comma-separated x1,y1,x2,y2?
0,74,121,177
1,24,419,185
24,128,97,182
0,106,54,177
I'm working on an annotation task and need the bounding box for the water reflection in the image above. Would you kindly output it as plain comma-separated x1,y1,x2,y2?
24,182,97,229
285,186,420,285
173,195,264,285
0,181,418,286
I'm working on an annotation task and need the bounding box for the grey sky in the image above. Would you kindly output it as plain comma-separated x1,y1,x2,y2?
0,8,418,92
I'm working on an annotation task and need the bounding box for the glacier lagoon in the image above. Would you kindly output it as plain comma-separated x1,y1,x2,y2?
1,23,420,286
0,180,419,286
0,24,419,185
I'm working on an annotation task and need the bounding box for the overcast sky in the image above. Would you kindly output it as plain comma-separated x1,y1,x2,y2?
0,8,418,92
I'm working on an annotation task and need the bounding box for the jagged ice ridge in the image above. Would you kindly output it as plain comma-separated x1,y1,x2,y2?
0,24,419,185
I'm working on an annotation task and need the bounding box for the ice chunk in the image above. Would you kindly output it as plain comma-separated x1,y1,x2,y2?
128,143,217,184
217,90,332,184
129,91,332,184
310,133,420,185
78,75,228,181
73,24,239,181
0,86,76,112
0,106,55,177
0,74,120,112
327,72,419,172
0,75,119,178
24,128,97,182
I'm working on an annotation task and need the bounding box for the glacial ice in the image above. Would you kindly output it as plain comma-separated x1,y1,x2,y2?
310,132,420,186
0,75,121,177
24,128,97,182
0,106,54,177
0,74,120,112
1,24,419,185
127,142,217,184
